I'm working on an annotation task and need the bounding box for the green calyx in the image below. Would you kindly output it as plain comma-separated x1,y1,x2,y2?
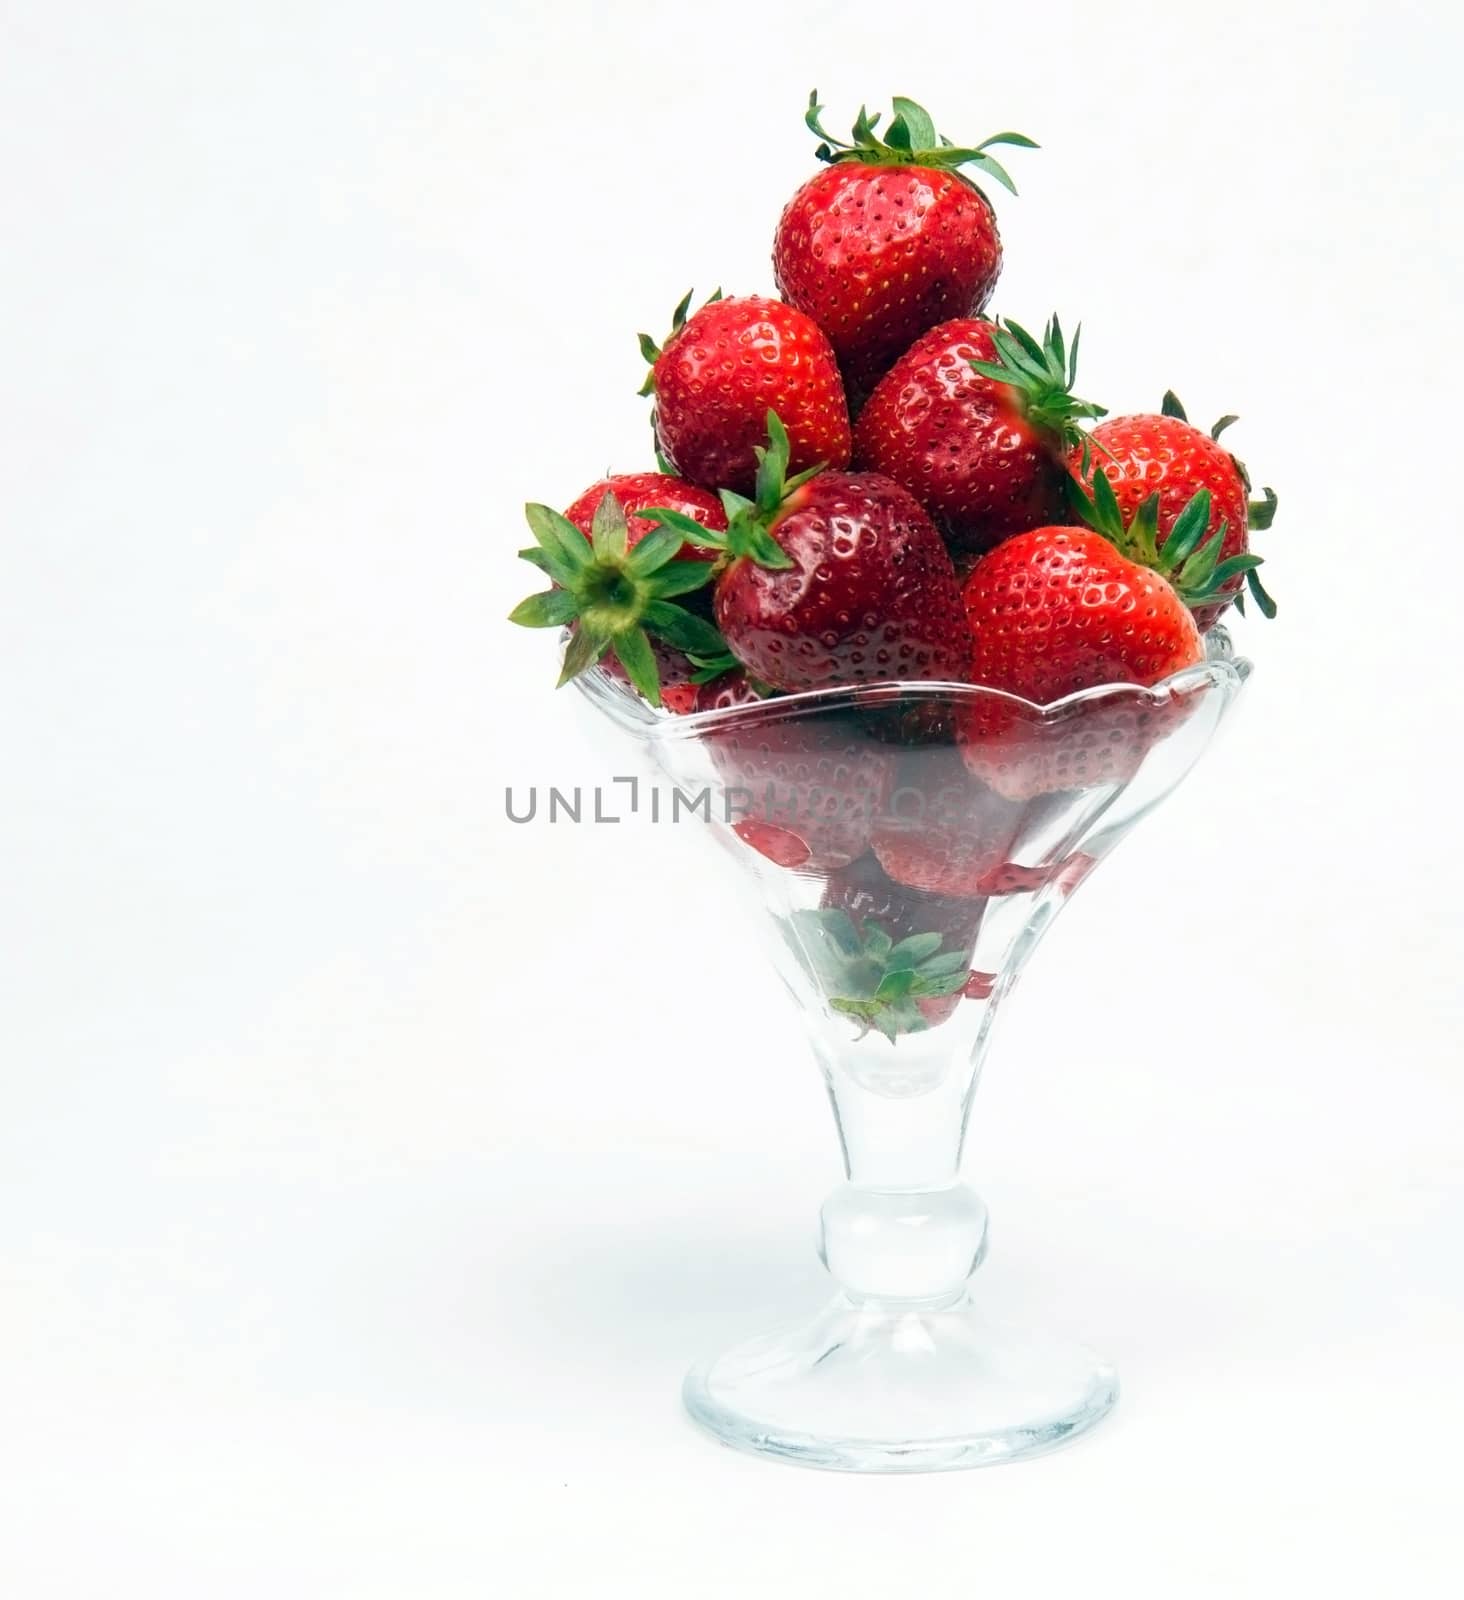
636,286,723,397
1069,472,1276,619
967,316,1107,447
1161,390,1280,535
508,492,727,707
638,410,822,575
804,90,1037,195
790,908,971,1042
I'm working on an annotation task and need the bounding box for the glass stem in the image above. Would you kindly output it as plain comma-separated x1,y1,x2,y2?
815,1047,989,1307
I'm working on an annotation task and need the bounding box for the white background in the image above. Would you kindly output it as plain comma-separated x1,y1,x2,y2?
3,1,1462,1593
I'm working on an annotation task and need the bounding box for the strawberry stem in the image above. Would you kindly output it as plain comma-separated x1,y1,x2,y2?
1068,476,1273,619
792,908,972,1041
640,410,819,575
803,90,1037,194
509,492,726,706
967,315,1107,448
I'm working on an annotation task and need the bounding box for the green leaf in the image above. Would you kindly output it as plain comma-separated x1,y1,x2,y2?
1210,414,1240,440
1161,390,1188,420
883,115,912,153
518,546,549,572
1209,553,1264,586
810,907,861,954
1178,525,1225,592
891,97,936,151
644,560,716,598
636,506,722,547
508,589,579,629
994,322,1049,376
978,131,1039,150
524,503,591,587
784,460,825,495
1246,565,1278,619
556,622,610,687
754,410,792,513
1161,489,1214,570
719,488,754,523
1127,493,1164,567
917,951,970,981
611,625,662,706
642,601,727,657
745,524,794,571
623,524,686,575
805,88,841,154
637,332,660,364
872,969,917,1002
969,151,1017,194
888,931,943,967
591,492,628,560
872,1002,927,1042
969,357,1019,386
915,970,968,999
670,288,694,332
1248,487,1279,530
1087,467,1126,540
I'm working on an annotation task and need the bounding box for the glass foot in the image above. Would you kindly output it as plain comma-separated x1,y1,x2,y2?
683,1293,1118,1473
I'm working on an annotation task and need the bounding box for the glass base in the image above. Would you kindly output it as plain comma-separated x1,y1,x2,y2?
683,1293,1118,1473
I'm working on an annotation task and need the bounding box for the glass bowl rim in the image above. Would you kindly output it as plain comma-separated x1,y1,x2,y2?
570,626,1252,742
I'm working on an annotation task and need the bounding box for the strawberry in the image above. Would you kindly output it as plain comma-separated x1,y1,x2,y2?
854,315,1105,554
644,414,971,694
1068,392,1277,629
693,673,891,872
957,524,1214,797
693,669,766,713
639,291,850,495
773,93,1035,394
871,749,1024,898
790,855,983,1039
557,472,731,712
509,490,731,710
964,521,1232,702
562,472,726,561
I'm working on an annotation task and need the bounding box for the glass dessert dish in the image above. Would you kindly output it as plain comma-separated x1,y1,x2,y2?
571,628,1251,1472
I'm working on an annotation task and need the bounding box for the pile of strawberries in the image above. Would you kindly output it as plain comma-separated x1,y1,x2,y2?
512,92,1275,777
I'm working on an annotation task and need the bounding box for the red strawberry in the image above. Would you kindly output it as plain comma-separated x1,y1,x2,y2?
694,674,891,872
966,526,1206,702
693,669,766,713
812,853,986,1034
639,291,850,495
773,94,1035,393
961,687,1197,801
957,525,1207,797
870,749,1024,898
1068,393,1277,629
563,472,726,561
854,316,1104,553
643,414,970,695
559,473,731,712
509,490,731,711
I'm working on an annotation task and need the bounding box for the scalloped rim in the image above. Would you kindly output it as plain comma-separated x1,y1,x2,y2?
569,627,1253,740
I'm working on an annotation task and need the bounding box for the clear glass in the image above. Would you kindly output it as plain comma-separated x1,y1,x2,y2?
571,630,1251,1472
